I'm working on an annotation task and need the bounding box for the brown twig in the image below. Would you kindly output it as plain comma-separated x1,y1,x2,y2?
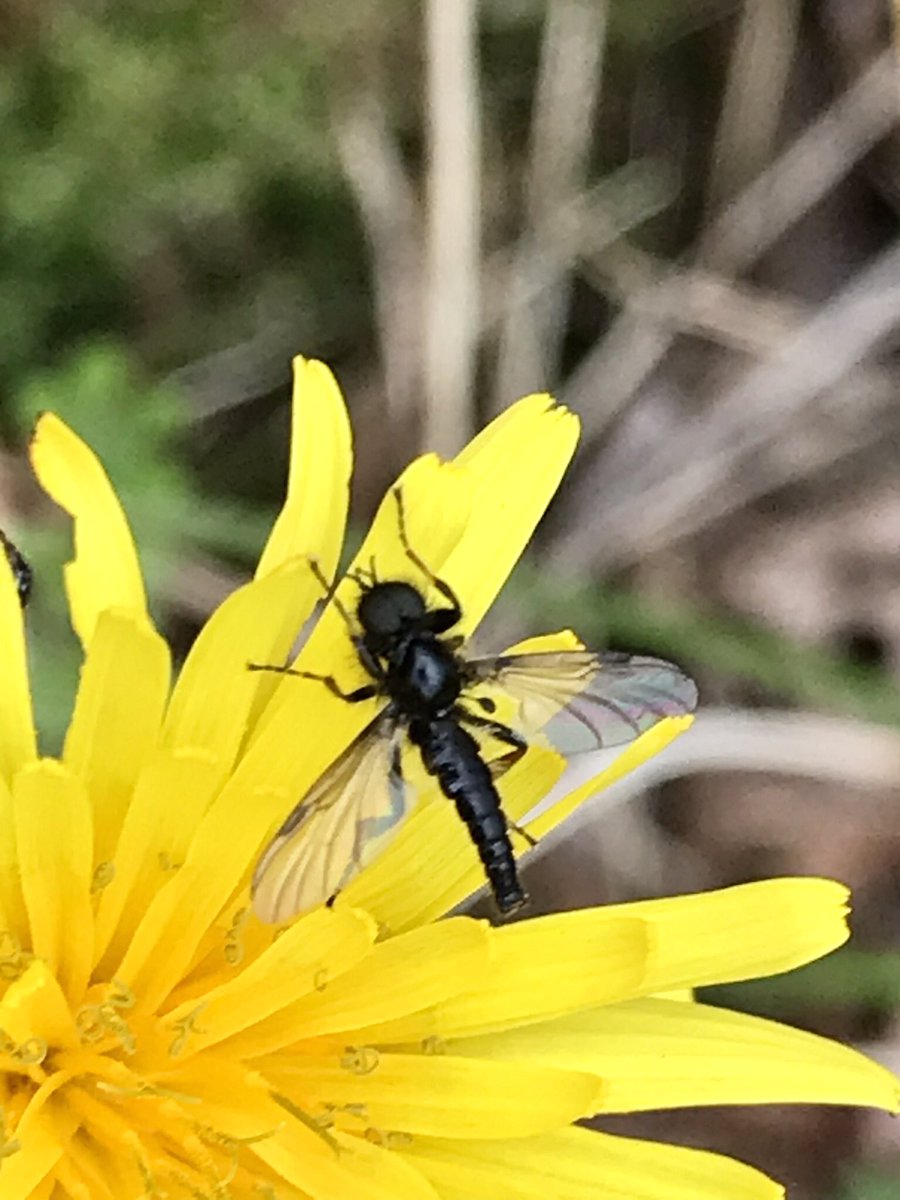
493,0,608,406
423,0,481,455
333,98,422,424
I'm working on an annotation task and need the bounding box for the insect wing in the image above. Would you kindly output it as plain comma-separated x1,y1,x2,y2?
468,650,697,756
252,717,414,924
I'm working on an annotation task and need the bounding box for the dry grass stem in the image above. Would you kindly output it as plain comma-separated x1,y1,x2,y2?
333,99,422,423
493,0,608,406
423,0,481,454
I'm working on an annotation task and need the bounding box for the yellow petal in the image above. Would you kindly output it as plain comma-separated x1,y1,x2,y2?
256,1126,440,1200
162,559,318,777
455,997,900,1115
1,1098,74,1200
164,1064,438,1200
92,748,222,975
448,394,579,634
264,1052,604,1139
615,878,852,991
0,538,36,783
13,761,93,1001
29,413,148,648
220,918,491,1058
255,357,352,582
63,609,170,864
53,1148,117,1200
0,959,81,1050
159,906,377,1054
401,1126,783,1200
355,915,649,1045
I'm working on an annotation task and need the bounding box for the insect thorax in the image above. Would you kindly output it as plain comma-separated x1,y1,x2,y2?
387,638,461,714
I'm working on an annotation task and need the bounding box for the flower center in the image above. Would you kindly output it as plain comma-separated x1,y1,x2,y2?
0,950,291,1199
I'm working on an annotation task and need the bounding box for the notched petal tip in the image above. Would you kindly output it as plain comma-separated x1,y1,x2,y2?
29,412,149,648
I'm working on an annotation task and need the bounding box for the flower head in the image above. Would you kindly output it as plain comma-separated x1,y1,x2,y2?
0,357,896,1198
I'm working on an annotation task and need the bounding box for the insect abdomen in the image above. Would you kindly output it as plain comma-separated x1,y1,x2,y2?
410,718,526,914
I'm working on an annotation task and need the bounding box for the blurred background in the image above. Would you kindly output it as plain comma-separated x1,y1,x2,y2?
1,0,899,1194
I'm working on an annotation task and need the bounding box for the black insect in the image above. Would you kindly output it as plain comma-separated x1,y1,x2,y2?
248,491,697,924
0,530,31,609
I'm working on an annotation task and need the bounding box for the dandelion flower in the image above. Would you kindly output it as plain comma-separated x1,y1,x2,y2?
0,356,895,1199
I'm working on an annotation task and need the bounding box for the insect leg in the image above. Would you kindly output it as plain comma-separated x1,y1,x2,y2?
458,711,539,849
506,816,538,849
460,709,529,773
246,663,378,703
392,487,462,622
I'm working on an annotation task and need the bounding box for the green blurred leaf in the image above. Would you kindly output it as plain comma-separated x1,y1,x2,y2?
702,949,900,1017
833,1166,900,1200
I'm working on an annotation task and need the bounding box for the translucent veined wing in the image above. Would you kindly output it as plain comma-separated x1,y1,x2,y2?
251,716,414,924
465,650,697,757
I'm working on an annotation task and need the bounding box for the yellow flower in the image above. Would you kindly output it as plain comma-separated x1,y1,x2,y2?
0,356,894,1198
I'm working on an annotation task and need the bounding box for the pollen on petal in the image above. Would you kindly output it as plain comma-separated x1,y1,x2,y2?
262,1050,604,1140
11,372,899,1200
219,918,492,1058
160,906,377,1053
0,959,81,1051
91,746,223,975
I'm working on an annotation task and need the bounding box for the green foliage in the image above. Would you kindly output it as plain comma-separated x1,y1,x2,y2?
703,949,900,1016
0,1,366,389
833,1166,900,1200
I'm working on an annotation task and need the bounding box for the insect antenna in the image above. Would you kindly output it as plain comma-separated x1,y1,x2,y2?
347,555,380,591
305,556,356,634
393,487,436,582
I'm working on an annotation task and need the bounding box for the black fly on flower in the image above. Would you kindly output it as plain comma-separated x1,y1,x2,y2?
248,489,697,924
